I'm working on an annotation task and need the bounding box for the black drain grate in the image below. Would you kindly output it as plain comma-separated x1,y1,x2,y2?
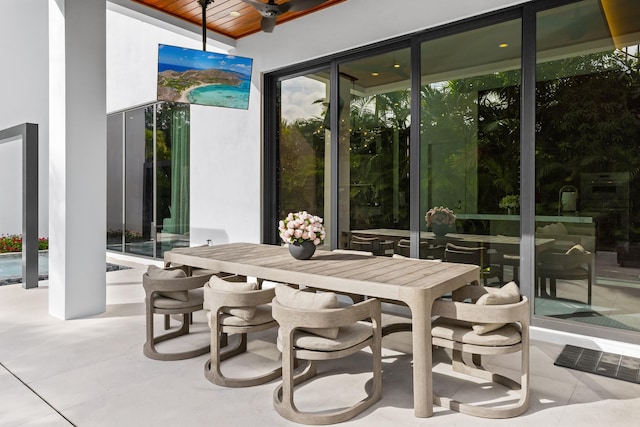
555,344,640,384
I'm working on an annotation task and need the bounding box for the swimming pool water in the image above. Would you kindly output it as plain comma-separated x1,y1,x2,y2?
0,252,49,281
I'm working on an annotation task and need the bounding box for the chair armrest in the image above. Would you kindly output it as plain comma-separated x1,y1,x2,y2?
143,273,211,295
451,284,489,302
204,285,275,310
433,297,529,325
272,298,381,331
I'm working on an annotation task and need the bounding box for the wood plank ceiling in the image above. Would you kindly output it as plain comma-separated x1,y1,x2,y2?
132,0,346,39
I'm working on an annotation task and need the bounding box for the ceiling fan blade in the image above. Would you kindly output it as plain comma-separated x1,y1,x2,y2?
261,16,277,32
288,0,328,12
241,0,291,17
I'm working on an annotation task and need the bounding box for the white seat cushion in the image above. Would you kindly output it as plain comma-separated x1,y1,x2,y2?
153,288,203,310
205,276,259,320
147,265,188,302
275,284,339,339
433,318,521,346
277,321,373,352
208,305,274,327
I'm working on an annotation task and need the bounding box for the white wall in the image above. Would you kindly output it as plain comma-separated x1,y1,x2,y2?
106,8,225,113
106,7,261,245
235,0,528,72
0,0,50,237
48,0,107,319
0,141,22,235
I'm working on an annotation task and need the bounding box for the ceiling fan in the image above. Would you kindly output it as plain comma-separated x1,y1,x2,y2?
240,0,329,33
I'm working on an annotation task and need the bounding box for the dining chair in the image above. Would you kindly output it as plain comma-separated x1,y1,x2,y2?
431,281,530,418
271,284,382,425
444,243,503,286
537,244,593,305
203,275,282,387
498,252,521,282
396,238,445,260
142,265,213,361
350,234,394,256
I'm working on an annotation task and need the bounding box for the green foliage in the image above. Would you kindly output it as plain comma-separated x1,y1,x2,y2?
278,46,640,239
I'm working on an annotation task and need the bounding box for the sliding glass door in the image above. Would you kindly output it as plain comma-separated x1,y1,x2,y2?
337,47,411,254
419,18,522,275
534,0,640,334
264,0,640,344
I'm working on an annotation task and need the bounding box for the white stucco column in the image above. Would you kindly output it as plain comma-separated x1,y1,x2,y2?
49,0,107,319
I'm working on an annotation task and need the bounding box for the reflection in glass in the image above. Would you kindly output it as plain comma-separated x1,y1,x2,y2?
277,71,329,247
419,19,522,285
338,48,411,255
107,102,190,258
106,113,124,251
534,0,640,332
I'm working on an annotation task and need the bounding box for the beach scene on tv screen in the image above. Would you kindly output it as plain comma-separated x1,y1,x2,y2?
157,44,253,109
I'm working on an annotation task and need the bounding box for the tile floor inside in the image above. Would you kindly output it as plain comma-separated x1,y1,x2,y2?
1,256,639,426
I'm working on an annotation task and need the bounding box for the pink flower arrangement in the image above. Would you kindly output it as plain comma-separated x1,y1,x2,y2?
425,206,456,227
278,211,326,246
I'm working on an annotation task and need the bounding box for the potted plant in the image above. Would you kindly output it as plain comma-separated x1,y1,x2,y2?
499,195,520,215
278,211,326,259
425,206,456,236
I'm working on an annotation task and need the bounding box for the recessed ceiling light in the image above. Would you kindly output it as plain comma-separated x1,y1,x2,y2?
499,43,509,48
393,63,401,68
230,11,241,17
372,72,379,76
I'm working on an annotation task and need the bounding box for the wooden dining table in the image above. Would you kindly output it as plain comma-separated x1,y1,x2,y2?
164,242,480,418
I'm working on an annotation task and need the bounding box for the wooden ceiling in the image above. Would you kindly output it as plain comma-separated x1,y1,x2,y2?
132,0,346,39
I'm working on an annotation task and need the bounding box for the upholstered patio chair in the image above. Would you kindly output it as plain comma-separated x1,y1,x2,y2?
537,244,593,305
431,281,530,418
445,243,503,286
396,238,445,260
271,284,382,425
203,275,281,387
143,265,213,361
350,234,394,256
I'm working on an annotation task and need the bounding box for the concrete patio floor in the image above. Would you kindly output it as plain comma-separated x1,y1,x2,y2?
1,256,640,426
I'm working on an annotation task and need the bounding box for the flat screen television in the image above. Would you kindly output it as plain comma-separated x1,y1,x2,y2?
157,44,253,109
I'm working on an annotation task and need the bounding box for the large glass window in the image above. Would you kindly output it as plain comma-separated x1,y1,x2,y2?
338,47,411,255
107,102,190,259
534,0,640,332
